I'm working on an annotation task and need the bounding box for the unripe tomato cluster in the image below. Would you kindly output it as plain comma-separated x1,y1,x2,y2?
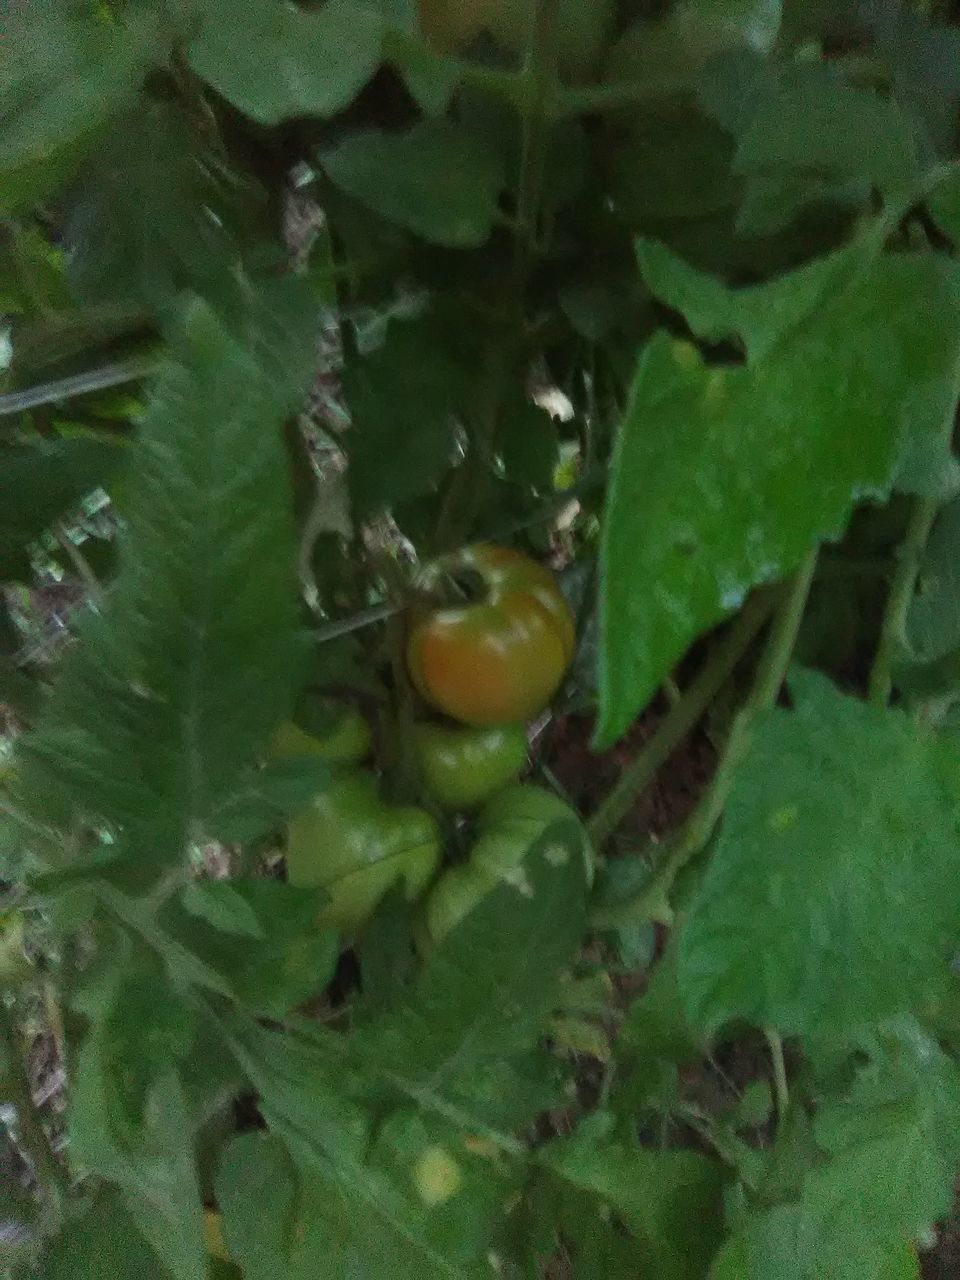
282,546,583,943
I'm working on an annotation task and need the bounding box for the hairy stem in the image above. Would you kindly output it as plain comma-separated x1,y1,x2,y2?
766,1028,790,1134
591,547,818,928
430,0,559,553
587,591,776,847
867,496,939,707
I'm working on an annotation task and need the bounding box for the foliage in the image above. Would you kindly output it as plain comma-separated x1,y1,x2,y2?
3,1,960,1277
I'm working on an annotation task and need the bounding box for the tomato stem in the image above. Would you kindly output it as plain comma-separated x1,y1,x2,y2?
766,1027,790,1134
430,0,559,554
591,547,818,928
867,495,939,708
587,590,777,847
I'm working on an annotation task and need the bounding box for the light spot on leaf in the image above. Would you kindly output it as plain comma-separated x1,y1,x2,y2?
543,843,570,868
670,338,700,370
463,1134,500,1160
503,866,534,897
768,804,799,832
412,1146,462,1206
703,368,727,410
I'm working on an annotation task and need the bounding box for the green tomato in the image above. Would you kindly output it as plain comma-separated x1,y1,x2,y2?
422,784,592,945
286,771,441,932
269,704,372,766
413,721,528,811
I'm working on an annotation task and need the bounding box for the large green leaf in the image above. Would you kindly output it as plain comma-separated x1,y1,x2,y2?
733,68,921,196
14,301,304,873
354,819,589,1130
222,1022,515,1280
38,1189,169,1280
323,120,505,249
158,879,339,1019
344,311,474,517
540,1113,725,1280
678,671,960,1040
69,1034,206,1280
713,1026,956,1279
0,437,124,581
66,101,249,313
596,230,960,745
0,3,161,209
188,0,383,125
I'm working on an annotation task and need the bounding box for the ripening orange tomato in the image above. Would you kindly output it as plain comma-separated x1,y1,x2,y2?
407,545,575,728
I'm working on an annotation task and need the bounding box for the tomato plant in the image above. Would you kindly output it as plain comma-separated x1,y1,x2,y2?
3,1,960,1278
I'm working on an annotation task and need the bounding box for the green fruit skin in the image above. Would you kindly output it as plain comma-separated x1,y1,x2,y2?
286,772,441,932
413,722,528,810
422,784,592,945
270,709,372,766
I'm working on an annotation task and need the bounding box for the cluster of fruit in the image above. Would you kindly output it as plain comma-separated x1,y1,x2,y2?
279,546,589,944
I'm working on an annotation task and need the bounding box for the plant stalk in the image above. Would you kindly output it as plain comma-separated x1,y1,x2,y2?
867,496,939,707
591,547,818,928
587,591,776,847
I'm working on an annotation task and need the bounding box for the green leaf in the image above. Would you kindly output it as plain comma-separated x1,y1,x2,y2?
344,312,471,517
159,880,338,1020
606,99,740,225
596,231,960,744
38,1188,168,1280
221,1017,518,1279
214,1132,297,1278
929,167,960,245
0,4,161,210
208,757,333,842
69,1035,206,1280
498,401,560,489
733,68,922,196
717,1027,953,1279
808,1032,960,1245
323,120,505,249
14,301,304,873
180,882,265,939
678,671,960,1040
0,437,123,582
614,938,702,1109
216,1115,511,1280
102,951,198,1120
354,818,589,1130
540,1112,726,1280
187,0,383,125
66,100,249,313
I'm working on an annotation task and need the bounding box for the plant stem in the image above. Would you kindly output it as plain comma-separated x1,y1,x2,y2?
587,591,776,847
55,525,104,610
867,496,939,707
0,356,158,418
551,74,691,118
430,0,558,554
0,1002,66,1231
591,547,818,929
765,1027,789,1134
